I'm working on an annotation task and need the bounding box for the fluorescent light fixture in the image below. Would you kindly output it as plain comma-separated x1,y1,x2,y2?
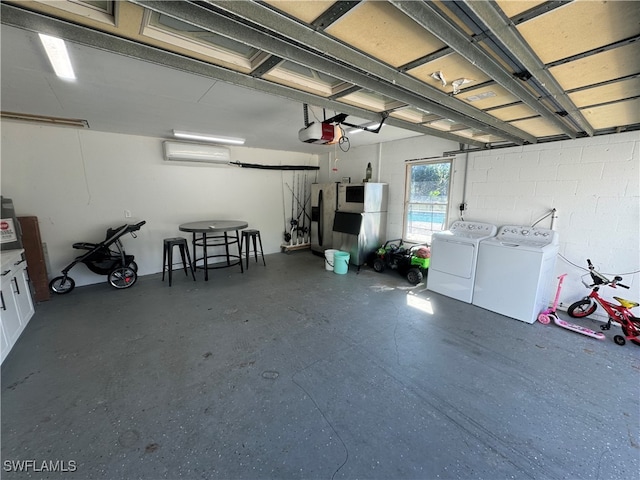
38,33,76,80
173,130,245,145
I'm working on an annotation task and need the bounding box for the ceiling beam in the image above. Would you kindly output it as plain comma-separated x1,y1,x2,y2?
178,0,537,145
310,1,361,29
0,2,486,148
510,1,573,25
464,0,594,136
249,54,282,77
545,35,640,68
389,0,577,139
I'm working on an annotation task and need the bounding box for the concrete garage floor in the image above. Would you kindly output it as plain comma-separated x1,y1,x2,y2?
2,250,639,479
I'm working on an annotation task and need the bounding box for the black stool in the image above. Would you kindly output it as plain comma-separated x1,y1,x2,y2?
241,229,265,269
162,237,196,286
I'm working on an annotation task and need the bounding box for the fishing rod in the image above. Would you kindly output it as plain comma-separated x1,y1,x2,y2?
290,173,297,245
285,182,312,223
301,172,307,243
281,171,290,243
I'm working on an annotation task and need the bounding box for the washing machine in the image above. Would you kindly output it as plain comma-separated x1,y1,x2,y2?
426,220,498,303
472,225,559,324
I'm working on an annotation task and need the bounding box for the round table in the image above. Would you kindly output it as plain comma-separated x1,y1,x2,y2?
179,220,248,280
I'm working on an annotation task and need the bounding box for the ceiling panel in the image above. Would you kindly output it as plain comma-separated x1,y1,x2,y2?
489,104,538,122
325,1,446,68
337,90,397,113
550,43,640,91
581,98,640,130
569,77,640,108
495,0,546,19
390,107,430,124
517,0,640,64
2,0,638,153
509,117,565,138
458,84,521,110
263,0,334,24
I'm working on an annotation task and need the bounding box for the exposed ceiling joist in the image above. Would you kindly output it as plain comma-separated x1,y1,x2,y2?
310,0,360,29
389,0,578,139
2,0,637,153
464,0,593,136
133,0,532,145
509,1,570,25
0,2,486,148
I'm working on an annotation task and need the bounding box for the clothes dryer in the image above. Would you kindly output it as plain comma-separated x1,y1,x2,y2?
426,221,497,303
472,226,559,324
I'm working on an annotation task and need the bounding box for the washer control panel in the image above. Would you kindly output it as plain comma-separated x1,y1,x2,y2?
449,221,497,238
497,225,558,246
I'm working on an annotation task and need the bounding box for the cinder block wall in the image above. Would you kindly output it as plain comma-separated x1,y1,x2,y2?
461,134,639,313
318,131,639,316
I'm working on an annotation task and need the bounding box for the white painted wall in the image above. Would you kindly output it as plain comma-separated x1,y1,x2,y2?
318,131,640,318
1,120,318,287
2,120,638,320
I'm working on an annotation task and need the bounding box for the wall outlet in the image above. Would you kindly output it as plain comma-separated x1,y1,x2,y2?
124,210,132,218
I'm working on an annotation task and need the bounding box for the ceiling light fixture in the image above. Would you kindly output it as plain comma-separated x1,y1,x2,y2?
38,33,76,80
173,130,245,145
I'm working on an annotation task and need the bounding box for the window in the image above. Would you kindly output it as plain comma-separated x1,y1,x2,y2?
404,158,452,243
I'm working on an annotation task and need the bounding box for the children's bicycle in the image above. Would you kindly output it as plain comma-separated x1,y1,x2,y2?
567,259,640,346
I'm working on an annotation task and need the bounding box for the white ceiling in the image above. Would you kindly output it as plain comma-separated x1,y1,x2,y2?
0,23,421,154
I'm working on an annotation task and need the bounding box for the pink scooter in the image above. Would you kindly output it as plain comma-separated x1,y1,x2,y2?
538,274,605,340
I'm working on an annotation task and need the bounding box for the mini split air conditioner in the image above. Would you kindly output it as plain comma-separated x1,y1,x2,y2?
163,141,230,164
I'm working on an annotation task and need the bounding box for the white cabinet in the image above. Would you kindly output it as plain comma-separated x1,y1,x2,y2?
1,249,34,363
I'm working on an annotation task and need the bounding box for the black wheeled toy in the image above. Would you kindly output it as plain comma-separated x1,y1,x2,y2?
49,221,146,294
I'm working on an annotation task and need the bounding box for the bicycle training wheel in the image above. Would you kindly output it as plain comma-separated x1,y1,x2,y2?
108,266,137,289
49,276,76,294
567,299,597,318
622,317,640,346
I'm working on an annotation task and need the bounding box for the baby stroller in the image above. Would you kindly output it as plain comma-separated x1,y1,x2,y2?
49,221,146,294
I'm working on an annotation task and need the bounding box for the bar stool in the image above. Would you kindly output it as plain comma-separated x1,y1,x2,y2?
241,229,266,269
162,237,196,286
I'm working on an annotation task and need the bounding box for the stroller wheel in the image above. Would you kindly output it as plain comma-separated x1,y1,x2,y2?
50,276,76,294
128,261,138,273
108,266,137,289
